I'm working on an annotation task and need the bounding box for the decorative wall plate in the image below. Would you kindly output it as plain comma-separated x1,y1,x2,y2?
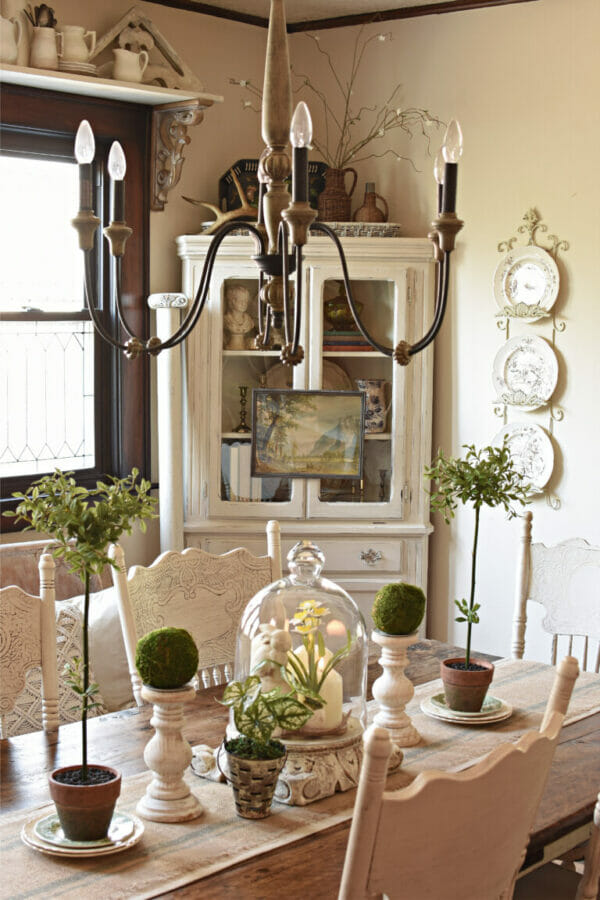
493,246,559,320
493,422,554,492
492,335,558,410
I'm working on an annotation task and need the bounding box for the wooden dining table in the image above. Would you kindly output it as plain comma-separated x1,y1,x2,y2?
2,639,599,899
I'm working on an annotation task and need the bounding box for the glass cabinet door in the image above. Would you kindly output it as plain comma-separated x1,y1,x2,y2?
209,272,305,518
306,269,409,519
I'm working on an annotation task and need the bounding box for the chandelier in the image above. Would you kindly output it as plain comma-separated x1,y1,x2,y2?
72,0,463,367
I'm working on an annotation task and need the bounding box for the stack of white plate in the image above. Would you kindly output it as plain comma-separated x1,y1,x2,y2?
21,810,144,857
420,692,513,725
58,60,97,76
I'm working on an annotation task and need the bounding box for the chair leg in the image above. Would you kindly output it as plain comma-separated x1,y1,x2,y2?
576,793,600,900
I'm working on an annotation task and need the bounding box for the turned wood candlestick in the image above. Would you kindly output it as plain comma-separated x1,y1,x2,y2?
137,683,203,823
371,630,422,747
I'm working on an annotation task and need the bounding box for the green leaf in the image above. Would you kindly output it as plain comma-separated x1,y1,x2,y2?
268,696,312,730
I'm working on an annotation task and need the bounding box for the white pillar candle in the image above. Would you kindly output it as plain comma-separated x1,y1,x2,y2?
294,645,343,733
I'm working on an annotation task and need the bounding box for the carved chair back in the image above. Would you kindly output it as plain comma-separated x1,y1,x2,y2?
512,511,600,672
0,551,60,737
338,657,579,900
111,521,282,705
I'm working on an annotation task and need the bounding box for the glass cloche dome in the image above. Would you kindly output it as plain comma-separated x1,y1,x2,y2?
234,540,368,737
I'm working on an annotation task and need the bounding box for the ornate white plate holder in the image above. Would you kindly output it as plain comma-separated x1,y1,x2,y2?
492,209,569,510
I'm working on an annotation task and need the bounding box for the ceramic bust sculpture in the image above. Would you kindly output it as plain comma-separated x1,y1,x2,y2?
224,285,255,350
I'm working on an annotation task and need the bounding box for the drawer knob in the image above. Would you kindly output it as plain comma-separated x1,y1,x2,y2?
360,548,382,566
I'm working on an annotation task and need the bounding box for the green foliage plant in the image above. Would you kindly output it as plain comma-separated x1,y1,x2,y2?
135,627,199,689
372,583,426,635
260,599,352,711
5,469,157,781
423,441,530,669
220,675,312,760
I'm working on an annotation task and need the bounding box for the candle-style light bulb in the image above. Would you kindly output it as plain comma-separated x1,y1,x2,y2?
433,149,445,185
74,119,95,164
108,141,127,180
290,101,313,148
442,119,463,163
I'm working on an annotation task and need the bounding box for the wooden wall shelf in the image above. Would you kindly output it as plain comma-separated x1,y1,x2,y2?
0,64,223,211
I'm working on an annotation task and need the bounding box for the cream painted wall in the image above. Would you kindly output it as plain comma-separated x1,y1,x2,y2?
298,0,600,662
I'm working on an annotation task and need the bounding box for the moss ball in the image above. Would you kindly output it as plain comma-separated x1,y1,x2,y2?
371,583,426,635
135,627,199,689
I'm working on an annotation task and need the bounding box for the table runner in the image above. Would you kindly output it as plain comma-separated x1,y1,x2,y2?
2,659,599,899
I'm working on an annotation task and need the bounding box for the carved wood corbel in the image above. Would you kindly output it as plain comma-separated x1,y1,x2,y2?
151,98,213,211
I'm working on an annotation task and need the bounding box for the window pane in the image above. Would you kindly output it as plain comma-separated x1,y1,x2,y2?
0,156,84,313
0,321,95,477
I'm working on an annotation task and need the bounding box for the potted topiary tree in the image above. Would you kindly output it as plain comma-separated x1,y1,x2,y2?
219,675,312,818
424,441,530,712
6,468,157,840
371,583,427,746
134,626,204,823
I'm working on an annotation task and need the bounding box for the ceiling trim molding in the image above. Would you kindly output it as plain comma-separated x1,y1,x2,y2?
144,0,538,30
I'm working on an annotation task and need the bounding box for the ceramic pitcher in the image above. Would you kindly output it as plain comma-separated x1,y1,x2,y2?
356,378,392,434
29,25,58,69
0,13,22,64
57,25,96,63
113,48,149,83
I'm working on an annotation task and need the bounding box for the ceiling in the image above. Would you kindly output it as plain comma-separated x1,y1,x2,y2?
147,0,536,30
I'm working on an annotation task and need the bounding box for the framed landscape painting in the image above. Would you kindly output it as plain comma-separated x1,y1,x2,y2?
251,389,365,479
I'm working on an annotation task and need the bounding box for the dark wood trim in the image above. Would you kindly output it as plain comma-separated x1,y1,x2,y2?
287,0,538,31
143,0,537,31
0,84,151,527
144,0,269,27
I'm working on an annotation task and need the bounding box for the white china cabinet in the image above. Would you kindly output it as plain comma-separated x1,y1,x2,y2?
166,234,435,629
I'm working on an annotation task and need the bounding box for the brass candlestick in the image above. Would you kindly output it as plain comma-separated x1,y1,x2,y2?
233,385,252,433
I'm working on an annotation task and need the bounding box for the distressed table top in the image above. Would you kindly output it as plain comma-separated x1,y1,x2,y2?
1,640,597,899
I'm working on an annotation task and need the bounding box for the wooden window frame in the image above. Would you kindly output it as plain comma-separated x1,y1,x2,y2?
1,84,151,530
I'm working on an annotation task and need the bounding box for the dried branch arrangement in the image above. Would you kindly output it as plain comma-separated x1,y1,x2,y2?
231,28,443,171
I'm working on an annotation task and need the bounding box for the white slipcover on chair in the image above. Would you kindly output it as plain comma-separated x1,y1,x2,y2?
111,520,282,705
338,657,579,900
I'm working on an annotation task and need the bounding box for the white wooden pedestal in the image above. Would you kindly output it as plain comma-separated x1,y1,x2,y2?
137,683,203,822
371,630,422,747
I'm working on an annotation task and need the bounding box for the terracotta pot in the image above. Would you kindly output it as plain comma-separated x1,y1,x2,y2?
440,657,495,712
317,167,358,222
49,764,121,841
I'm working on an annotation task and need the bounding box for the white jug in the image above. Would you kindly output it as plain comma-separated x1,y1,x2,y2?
57,25,96,63
29,25,58,69
113,48,149,83
0,13,22,64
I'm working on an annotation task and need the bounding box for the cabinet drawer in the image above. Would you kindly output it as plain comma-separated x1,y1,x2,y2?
295,539,403,574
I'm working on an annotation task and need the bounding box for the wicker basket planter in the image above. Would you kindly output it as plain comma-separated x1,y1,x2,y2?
221,744,286,819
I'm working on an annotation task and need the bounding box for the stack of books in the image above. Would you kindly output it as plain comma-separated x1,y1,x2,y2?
322,330,372,352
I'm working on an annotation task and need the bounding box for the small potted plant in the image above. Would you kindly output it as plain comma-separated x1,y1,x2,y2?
424,441,530,712
6,468,157,840
219,675,311,819
370,583,426,746
135,627,204,822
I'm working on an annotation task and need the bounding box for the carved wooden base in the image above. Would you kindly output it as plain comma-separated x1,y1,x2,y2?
372,630,423,747
137,683,203,823
191,717,403,807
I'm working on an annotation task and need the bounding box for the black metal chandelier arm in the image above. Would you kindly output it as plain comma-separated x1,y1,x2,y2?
311,223,393,357
112,256,137,338
409,251,450,356
161,221,266,351
83,253,130,351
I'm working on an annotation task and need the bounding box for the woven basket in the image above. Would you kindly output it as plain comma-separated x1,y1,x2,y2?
223,749,286,819
318,167,358,222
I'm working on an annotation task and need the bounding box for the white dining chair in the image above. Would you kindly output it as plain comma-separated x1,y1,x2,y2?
338,656,579,900
0,550,59,737
110,520,282,705
512,511,600,671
